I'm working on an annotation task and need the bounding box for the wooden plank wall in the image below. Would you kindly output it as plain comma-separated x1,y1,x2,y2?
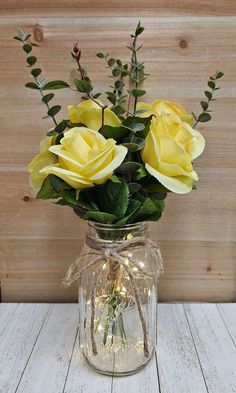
0,0,235,302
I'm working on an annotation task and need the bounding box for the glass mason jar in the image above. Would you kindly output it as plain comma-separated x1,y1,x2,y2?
77,221,162,376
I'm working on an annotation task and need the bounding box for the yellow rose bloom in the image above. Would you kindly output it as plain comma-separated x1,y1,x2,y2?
141,114,205,194
28,136,58,192
68,99,121,131
137,99,194,126
40,127,127,189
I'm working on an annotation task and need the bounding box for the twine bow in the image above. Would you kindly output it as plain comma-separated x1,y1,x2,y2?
63,236,164,358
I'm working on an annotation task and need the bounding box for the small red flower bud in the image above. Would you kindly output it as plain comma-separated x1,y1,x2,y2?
73,42,81,61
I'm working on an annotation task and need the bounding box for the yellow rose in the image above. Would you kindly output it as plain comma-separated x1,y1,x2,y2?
141,114,205,194
68,99,121,131
28,136,57,192
137,99,194,126
40,127,127,189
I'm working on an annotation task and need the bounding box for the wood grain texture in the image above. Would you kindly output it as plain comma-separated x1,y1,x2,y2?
1,0,236,14
0,304,49,393
184,304,236,393
0,2,235,301
0,303,235,393
157,304,208,393
16,304,78,393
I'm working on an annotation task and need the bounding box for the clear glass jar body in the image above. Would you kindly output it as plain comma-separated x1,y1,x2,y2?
78,222,158,376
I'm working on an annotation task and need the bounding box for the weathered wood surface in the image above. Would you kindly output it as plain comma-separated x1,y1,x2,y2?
0,303,236,393
184,304,236,393
0,1,235,301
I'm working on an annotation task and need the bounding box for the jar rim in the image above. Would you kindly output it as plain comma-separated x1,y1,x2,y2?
88,221,148,232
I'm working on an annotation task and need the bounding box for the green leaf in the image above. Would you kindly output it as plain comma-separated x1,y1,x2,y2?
135,22,145,37
112,105,126,116
26,56,37,66
31,68,42,77
128,88,146,97
49,174,71,193
200,101,208,111
42,93,54,104
208,81,215,89
47,105,61,117
23,44,32,53
47,120,67,136
98,179,129,218
101,125,129,141
36,176,57,199
14,36,23,41
112,68,121,77
204,91,212,100
115,199,141,225
17,28,26,40
93,93,101,99
123,137,145,152
79,189,100,211
128,183,142,194
54,120,67,133
58,189,78,205
123,115,152,138
55,133,64,145
73,206,90,219
134,165,149,180
84,211,117,223
116,161,141,175
110,175,121,183
198,112,211,122
142,183,169,193
97,52,106,58
108,58,115,67
132,197,165,222
25,82,40,90
114,80,124,89
130,123,145,132
43,80,69,90
215,71,224,79
74,79,93,93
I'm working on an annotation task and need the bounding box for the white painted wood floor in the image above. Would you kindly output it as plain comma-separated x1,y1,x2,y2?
0,303,236,393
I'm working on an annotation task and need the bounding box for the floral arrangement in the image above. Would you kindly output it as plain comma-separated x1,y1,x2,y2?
14,23,223,226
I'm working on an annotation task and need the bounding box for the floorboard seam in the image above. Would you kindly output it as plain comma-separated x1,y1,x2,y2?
216,304,236,349
13,304,50,393
182,304,210,393
154,348,162,393
62,326,79,393
0,303,19,337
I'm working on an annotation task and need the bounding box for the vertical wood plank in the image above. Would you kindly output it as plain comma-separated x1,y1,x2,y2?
0,304,49,393
63,332,112,393
15,304,78,393
217,304,236,346
157,304,208,393
184,303,236,393
0,303,18,335
112,356,159,393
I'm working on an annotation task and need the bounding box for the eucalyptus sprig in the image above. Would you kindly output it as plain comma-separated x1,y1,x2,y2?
193,70,224,128
97,52,129,117
127,21,147,116
14,28,70,132
72,43,108,130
